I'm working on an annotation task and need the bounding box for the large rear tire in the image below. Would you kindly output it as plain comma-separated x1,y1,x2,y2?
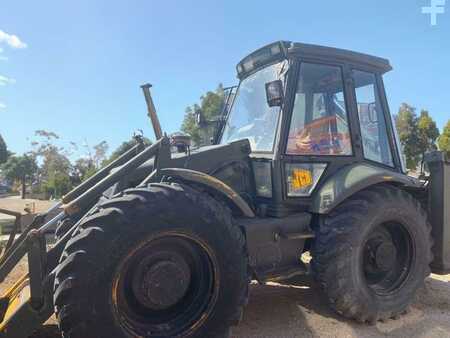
311,184,432,323
53,183,249,338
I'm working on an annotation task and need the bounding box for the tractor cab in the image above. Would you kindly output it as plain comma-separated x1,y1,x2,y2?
217,41,405,216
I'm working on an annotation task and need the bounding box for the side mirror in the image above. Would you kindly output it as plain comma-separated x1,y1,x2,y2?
265,80,284,107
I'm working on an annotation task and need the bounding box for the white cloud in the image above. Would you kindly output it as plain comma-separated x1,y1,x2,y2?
0,75,16,86
0,102,6,110
0,30,27,49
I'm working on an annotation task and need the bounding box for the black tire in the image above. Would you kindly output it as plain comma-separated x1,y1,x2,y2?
311,184,432,323
55,197,109,240
54,218,75,240
53,182,249,338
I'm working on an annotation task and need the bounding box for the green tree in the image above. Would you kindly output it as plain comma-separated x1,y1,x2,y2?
72,158,96,185
417,110,440,157
395,104,442,170
1,154,38,199
80,140,109,169
42,150,73,198
395,103,420,170
44,167,72,198
181,85,225,145
438,120,450,158
66,140,111,185
31,130,74,198
0,134,8,165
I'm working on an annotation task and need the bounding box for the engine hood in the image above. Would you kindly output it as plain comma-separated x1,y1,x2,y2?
122,139,252,189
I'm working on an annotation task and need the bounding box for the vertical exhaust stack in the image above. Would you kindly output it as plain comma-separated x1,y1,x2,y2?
141,83,164,140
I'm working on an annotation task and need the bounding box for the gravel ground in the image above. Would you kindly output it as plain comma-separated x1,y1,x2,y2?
233,274,450,338
1,261,449,338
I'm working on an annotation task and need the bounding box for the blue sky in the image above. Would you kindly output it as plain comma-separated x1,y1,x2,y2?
1,0,449,157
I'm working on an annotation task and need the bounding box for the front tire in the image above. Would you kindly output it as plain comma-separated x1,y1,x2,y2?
54,218,75,240
311,184,432,323
53,183,248,338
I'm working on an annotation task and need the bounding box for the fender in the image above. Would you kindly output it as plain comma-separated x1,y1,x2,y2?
159,168,255,218
311,163,423,214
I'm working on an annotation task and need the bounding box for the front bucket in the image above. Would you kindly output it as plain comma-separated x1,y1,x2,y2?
0,274,30,330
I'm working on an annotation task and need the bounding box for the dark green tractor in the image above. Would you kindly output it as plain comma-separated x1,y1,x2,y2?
0,41,449,338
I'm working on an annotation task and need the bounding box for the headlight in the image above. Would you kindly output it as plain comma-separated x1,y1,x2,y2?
252,161,272,198
236,41,288,77
286,163,327,197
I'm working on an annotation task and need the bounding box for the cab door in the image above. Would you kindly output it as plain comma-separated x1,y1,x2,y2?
351,69,403,171
278,60,360,207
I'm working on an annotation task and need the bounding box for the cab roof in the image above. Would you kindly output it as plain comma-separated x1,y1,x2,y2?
236,41,392,79
289,41,392,72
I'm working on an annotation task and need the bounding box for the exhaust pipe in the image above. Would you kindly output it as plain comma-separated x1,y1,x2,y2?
141,83,163,140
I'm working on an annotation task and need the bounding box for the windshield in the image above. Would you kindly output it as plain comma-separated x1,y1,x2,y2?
220,61,286,152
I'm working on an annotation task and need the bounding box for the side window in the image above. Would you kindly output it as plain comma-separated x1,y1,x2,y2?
353,70,393,166
287,63,352,156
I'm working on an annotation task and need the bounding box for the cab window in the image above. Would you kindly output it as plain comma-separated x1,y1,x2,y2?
287,63,352,156
353,70,393,166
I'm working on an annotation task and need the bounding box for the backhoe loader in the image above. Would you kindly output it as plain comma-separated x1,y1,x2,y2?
0,41,448,338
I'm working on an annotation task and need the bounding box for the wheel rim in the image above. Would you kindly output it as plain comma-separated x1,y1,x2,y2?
111,232,219,337
362,222,414,295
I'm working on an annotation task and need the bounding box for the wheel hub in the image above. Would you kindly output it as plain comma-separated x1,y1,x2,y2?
144,260,191,310
132,253,192,311
374,242,396,271
113,234,218,337
362,222,413,295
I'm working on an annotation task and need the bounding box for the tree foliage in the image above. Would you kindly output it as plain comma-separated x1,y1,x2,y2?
1,154,37,198
417,110,440,156
438,120,450,158
28,130,113,197
108,140,136,162
2,132,154,198
181,85,225,145
86,140,109,168
395,104,441,170
72,158,96,185
30,130,73,198
106,137,152,164
41,149,73,198
395,104,419,170
0,133,8,165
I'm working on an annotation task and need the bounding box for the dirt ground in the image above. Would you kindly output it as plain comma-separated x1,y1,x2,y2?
233,275,450,338
1,260,450,338
0,196,56,215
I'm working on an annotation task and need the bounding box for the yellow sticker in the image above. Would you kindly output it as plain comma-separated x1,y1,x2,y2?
292,169,313,189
